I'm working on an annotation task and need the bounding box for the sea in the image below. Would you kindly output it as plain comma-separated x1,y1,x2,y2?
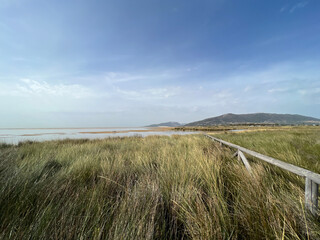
0,127,197,145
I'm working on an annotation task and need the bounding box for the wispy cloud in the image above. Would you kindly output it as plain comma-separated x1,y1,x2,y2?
297,87,320,105
290,1,308,13
115,86,180,100
0,60,319,127
267,88,289,93
281,1,309,13
258,34,295,47
0,79,94,98
280,6,287,12
104,72,147,84
103,70,182,85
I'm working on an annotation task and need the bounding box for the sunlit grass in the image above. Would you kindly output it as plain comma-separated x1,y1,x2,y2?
213,126,320,173
1,133,320,239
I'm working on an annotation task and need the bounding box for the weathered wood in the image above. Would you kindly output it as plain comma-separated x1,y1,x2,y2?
238,150,252,173
237,150,241,162
312,181,319,214
232,151,238,158
205,134,320,185
305,178,312,212
305,178,318,215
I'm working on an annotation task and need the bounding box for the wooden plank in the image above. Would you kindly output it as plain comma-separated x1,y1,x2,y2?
232,151,238,158
238,150,252,173
305,178,312,212
205,134,320,184
312,181,319,215
305,179,318,215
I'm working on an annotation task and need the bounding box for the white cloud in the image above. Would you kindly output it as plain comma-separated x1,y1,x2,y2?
0,60,319,127
104,72,146,84
212,90,239,106
258,34,293,47
244,86,252,92
103,69,184,85
290,1,308,13
0,79,94,98
298,87,320,96
115,87,180,100
280,6,287,12
268,88,289,93
280,1,308,13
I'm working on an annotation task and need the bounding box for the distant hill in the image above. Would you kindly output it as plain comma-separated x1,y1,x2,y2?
185,113,320,126
146,122,182,127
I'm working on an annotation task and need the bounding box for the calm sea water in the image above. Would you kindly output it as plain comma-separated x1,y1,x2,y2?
0,127,197,144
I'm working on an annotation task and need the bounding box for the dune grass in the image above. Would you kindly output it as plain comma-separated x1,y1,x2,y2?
213,126,320,173
1,134,320,239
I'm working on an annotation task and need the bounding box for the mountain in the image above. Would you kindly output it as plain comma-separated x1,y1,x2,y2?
146,122,182,127
185,113,320,126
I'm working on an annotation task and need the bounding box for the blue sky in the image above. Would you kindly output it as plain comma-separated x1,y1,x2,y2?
0,0,319,127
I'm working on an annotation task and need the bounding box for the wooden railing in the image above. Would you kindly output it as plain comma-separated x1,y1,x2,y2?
204,134,320,215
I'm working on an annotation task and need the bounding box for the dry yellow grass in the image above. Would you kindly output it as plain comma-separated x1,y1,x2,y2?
1,132,320,239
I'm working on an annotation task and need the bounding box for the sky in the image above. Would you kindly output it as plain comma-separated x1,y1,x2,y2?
0,0,319,127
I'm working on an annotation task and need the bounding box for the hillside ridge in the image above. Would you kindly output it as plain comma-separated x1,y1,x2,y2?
146,121,182,127
185,113,320,126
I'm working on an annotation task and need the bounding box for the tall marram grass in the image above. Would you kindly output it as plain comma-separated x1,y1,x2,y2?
1,134,320,239
214,127,320,173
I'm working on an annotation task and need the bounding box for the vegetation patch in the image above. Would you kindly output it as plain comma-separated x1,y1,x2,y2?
1,133,320,239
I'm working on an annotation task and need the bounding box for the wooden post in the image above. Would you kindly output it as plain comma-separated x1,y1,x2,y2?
312,181,319,215
305,178,312,212
232,151,238,158
238,150,252,173
305,178,318,215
